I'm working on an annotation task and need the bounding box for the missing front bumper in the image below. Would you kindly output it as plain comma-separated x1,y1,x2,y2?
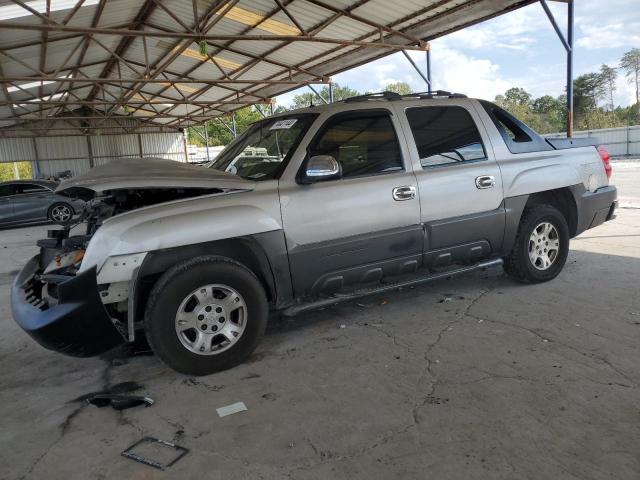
11,255,126,357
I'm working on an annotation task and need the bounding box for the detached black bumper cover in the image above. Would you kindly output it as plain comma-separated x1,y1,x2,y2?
11,255,125,357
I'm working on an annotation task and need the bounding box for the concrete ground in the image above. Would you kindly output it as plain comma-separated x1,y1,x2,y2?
1,162,639,480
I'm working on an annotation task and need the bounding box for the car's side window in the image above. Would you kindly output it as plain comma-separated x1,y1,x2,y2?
16,184,48,195
0,185,14,197
308,111,403,178
406,106,487,168
479,100,553,154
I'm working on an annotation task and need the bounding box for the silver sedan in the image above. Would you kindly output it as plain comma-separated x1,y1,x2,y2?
0,180,85,227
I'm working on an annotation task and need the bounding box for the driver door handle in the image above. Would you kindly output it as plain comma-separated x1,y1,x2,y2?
392,185,416,201
475,175,495,189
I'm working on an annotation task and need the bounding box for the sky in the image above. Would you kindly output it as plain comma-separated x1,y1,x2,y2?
276,0,640,108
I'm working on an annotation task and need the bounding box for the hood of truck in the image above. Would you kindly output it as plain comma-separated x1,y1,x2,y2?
56,157,255,194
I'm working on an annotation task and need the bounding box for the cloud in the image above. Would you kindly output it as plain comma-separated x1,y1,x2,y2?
426,48,511,100
576,22,640,49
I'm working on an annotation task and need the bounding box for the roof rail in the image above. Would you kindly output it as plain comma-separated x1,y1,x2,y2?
402,90,467,99
343,91,401,103
342,90,467,103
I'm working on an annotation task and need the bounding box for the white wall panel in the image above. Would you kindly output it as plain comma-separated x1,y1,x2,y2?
1,131,186,180
545,125,640,158
0,137,36,162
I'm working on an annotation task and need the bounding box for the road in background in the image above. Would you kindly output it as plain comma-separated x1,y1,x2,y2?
613,160,640,208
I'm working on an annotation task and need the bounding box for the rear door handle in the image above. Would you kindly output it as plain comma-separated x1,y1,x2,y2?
475,175,495,189
392,185,416,201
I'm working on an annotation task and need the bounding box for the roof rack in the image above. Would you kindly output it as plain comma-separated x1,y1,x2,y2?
343,90,467,103
343,91,402,103
401,90,467,99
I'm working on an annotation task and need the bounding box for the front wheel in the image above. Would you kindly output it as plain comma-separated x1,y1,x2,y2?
144,256,268,375
503,204,570,284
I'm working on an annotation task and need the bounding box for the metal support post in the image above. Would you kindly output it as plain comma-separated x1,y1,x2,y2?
31,137,41,177
426,49,432,94
307,84,328,104
402,50,430,91
566,0,574,138
329,82,334,103
204,123,210,162
540,0,574,137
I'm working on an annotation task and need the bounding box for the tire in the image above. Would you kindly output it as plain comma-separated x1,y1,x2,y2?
48,202,74,225
503,204,570,284
144,255,268,376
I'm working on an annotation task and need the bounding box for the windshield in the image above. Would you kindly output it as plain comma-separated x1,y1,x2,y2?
209,114,316,180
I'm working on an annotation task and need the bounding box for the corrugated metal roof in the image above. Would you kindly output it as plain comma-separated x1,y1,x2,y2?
0,0,536,137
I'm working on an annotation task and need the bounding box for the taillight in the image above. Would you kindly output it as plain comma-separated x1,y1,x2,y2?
597,146,612,179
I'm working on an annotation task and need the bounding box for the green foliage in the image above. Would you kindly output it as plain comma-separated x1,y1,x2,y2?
495,49,640,133
290,83,360,109
620,48,640,104
384,81,412,95
0,162,32,181
199,40,208,57
188,106,263,146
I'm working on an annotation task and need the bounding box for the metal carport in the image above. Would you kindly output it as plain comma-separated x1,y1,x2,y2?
0,0,576,176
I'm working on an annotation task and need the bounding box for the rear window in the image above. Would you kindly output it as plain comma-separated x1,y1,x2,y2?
406,106,486,168
479,100,552,154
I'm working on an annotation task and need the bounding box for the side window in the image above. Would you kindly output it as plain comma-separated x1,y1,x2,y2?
0,185,15,197
15,184,48,195
406,106,487,168
308,111,403,178
479,100,553,154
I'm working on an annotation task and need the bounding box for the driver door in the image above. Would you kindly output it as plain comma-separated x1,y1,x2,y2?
0,184,16,225
279,108,422,297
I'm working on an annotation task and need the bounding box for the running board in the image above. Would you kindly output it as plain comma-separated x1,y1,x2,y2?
282,258,503,316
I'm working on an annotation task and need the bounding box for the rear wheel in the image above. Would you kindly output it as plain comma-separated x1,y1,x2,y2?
48,202,74,225
503,204,569,283
144,256,268,376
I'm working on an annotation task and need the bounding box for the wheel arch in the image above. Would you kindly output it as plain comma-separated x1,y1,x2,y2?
134,231,293,325
503,186,579,255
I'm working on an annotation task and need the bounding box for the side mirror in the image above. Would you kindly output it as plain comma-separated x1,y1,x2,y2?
302,155,342,183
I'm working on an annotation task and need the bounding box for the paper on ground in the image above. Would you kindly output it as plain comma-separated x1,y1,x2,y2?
217,401,247,418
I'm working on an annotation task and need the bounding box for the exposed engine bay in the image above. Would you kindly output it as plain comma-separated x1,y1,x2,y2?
37,187,221,280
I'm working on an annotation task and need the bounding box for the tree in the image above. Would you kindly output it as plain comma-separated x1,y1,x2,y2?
290,83,359,109
573,73,607,128
384,81,412,95
188,106,263,147
503,87,531,106
600,64,617,111
531,95,562,114
620,48,640,105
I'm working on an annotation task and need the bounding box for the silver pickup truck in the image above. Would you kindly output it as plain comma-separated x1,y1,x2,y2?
11,91,617,375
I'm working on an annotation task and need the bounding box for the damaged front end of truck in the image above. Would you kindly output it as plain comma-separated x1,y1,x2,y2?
11,158,254,357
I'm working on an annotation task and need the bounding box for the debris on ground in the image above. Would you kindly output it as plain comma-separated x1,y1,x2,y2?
71,381,144,403
339,324,346,329
121,436,189,470
216,401,248,418
381,300,389,305
87,394,154,410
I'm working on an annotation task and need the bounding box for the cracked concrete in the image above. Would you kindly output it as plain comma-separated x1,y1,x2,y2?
1,164,640,479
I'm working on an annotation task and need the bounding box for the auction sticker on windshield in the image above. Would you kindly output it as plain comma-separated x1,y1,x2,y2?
270,119,298,130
